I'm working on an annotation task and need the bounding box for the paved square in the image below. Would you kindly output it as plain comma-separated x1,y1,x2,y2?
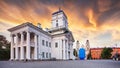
0,60,120,68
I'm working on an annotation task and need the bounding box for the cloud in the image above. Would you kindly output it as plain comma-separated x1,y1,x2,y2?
0,0,120,47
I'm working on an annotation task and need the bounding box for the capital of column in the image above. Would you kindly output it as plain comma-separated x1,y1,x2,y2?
26,31,31,33
20,32,23,34
10,34,14,37
15,33,18,46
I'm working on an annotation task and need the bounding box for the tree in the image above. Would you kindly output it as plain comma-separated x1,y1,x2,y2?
73,49,78,57
101,47,113,59
0,35,10,60
87,51,92,59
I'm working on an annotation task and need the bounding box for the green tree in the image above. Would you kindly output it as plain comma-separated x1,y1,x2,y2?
0,35,10,60
73,49,78,57
101,47,113,59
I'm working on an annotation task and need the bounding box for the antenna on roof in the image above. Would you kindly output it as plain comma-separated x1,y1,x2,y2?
59,7,61,11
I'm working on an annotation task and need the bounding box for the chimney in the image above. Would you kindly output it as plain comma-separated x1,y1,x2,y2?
45,28,49,32
37,23,42,28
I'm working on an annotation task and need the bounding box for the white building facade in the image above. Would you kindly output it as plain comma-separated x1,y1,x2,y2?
8,9,75,60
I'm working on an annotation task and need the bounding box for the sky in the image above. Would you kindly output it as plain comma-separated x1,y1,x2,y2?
0,0,120,48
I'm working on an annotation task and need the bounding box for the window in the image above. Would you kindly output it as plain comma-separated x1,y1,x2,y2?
62,40,63,48
49,42,51,47
42,52,45,58
42,40,44,46
68,44,70,49
49,53,51,58
55,42,58,48
46,41,48,47
62,50,63,59
46,53,48,58
56,20,58,22
56,23,58,27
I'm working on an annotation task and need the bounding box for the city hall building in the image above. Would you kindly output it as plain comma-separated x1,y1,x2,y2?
8,9,75,60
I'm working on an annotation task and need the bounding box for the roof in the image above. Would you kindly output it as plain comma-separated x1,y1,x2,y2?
90,48,103,50
90,47,120,50
52,9,67,19
48,26,68,32
8,22,51,37
52,30,75,42
69,31,75,42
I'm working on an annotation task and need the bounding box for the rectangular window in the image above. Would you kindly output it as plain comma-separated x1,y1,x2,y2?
42,40,44,46
46,41,48,47
49,42,51,47
42,52,44,58
62,50,63,59
62,40,63,49
46,52,48,58
56,20,58,22
49,53,51,58
55,42,58,48
68,44,70,49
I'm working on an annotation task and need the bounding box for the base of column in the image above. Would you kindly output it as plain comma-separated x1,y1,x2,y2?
15,58,19,61
20,58,24,61
10,58,14,61
15,59,19,61
34,58,38,60
26,58,31,61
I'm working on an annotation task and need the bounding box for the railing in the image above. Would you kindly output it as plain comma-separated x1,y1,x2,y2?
13,41,35,46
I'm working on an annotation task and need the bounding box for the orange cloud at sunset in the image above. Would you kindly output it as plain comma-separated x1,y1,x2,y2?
0,0,120,48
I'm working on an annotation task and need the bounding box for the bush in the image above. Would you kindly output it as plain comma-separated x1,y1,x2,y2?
0,49,10,60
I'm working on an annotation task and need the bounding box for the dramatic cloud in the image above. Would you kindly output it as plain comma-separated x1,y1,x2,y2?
0,0,120,48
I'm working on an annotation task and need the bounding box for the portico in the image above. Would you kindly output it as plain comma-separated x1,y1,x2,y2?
10,31,38,60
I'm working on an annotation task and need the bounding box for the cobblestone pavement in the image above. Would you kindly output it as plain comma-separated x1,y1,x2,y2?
0,60,120,68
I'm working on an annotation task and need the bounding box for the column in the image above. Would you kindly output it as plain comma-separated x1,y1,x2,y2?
15,34,18,60
26,31,30,60
10,34,14,60
20,32,24,60
34,34,37,60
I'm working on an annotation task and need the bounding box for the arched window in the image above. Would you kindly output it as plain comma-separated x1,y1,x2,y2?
56,23,58,27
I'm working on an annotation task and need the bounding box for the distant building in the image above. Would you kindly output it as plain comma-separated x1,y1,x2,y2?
8,9,75,61
90,47,120,59
90,48,103,59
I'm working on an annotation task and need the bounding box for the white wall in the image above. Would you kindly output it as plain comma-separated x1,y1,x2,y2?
52,12,68,28
28,27,52,60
